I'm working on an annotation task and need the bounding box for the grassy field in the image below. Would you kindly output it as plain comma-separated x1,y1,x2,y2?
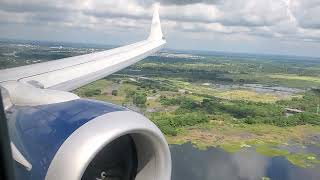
166,120,320,148
269,74,320,83
2,40,320,168
74,53,320,168
74,77,320,141
215,90,280,102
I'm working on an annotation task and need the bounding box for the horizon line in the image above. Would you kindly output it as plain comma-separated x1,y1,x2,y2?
1,37,320,59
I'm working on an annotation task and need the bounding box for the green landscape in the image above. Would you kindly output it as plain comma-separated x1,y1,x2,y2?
73,51,320,168
3,0,320,178
1,40,320,169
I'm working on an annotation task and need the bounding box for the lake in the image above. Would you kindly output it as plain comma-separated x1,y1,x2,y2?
170,143,320,180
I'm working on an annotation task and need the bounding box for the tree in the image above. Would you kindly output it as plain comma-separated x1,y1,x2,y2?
84,89,101,97
133,93,147,106
111,90,118,96
125,89,136,98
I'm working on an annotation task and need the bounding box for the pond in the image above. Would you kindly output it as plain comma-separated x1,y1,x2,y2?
170,143,320,180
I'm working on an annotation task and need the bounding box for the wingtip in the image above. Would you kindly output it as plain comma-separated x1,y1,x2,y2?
153,2,160,10
148,3,164,41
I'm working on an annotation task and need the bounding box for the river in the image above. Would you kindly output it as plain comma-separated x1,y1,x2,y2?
170,143,320,180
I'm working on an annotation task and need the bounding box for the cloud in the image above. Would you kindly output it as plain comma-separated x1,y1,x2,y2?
231,152,270,180
0,0,320,56
289,0,320,29
136,0,222,6
217,0,289,27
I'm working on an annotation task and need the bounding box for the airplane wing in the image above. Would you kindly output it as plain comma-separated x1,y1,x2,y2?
0,5,172,180
0,6,165,92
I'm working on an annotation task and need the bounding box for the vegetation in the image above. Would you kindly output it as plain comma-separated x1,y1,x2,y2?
151,112,208,136
111,90,118,96
67,48,320,167
287,153,320,168
124,54,320,89
220,143,244,153
3,40,320,169
255,145,289,157
132,92,147,107
74,55,320,147
84,89,101,97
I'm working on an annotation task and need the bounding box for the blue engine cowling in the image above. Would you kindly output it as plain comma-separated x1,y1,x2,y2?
6,99,171,180
7,99,124,180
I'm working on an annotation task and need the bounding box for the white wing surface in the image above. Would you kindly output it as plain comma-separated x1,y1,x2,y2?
0,6,165,92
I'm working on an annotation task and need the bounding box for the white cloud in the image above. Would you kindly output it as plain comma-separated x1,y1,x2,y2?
289,0,320,29
0,0,320,56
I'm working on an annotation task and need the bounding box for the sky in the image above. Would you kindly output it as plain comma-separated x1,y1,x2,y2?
1,0,320,57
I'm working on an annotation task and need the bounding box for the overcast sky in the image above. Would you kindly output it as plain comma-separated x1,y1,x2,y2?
1,0,320,57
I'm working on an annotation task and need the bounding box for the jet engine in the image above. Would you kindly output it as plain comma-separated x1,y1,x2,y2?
4,92,171,180
0,4,169,179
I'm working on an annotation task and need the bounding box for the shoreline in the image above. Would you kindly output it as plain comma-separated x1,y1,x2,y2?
166,122,320,168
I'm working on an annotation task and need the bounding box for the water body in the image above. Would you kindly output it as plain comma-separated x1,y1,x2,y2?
212,83,304,95
170,143,320,180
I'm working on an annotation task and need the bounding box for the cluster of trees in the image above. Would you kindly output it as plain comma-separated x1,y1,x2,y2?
160,96,283,118
151,112,208,136
118,55,320,89
115,55,320,132
160,96,198,109
111,90,118,96
141,56,320,77
201,97,320,127
204,100,283,118
132,93,147,106
84,89,101,97
127,79,178,92
158,91,320,129
125,89,147,107
244,112,320,127
136,64,231,82
278,90,320,113
84,88,119,97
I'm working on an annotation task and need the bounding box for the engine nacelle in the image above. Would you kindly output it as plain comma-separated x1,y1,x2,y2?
6,99,171,180
46,111,171,180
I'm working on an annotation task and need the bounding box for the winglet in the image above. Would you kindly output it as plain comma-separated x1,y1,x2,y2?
148,3,164,41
